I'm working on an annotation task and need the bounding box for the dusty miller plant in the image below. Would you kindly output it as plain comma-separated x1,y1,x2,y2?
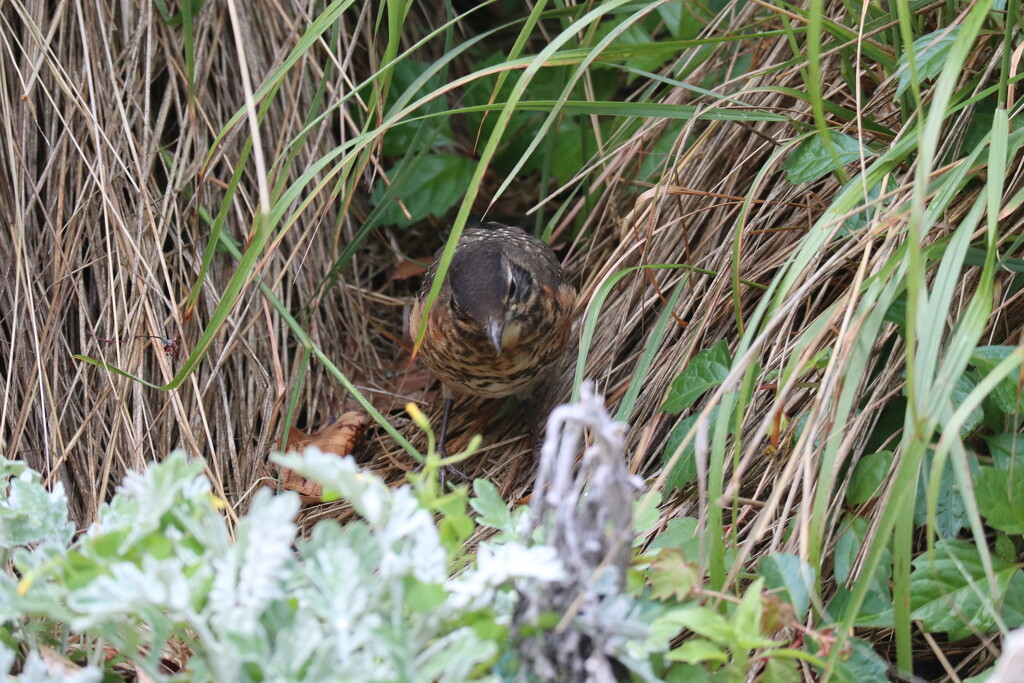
0,384,670,682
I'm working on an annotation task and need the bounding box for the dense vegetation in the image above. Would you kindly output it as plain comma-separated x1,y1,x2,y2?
1,0,1023,680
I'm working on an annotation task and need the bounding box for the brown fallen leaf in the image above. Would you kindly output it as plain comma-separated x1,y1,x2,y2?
391,257,427,280
284,411,370,455
262,411,370,504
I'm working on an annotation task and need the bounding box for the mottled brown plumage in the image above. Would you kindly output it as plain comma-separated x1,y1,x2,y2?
410,221,577,459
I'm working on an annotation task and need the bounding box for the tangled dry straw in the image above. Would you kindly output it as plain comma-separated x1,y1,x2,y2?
1,7,1022,662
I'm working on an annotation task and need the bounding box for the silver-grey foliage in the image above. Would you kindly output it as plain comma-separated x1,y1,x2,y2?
514,381,654,682
0,386,669,682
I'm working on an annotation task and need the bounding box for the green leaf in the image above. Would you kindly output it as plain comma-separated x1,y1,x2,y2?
665,638,728,664
380,59,452,156
782,131,878,184
833,516,891,593
914,450,974,539
825,637,889,682
656,3,684,39
592,22,676,77
974,466,1024,534
983,432,1024,469
895,28,963,97
633,491,663,537
846,451,893,505
994,533,1016,563
909,539,1019,641
656,605,734,644
759,553,816,622
1001,569,1024,629
640,120,686,181
962,667,995,683
970,346,1023,416
661,340,731,414
470,479,514,534
951,374,984,436
763,655,800,683
649,548,700,601
438,509,475,550
549,121,598,185
371,154,476,227
828,586,894,628
404,577,447,613
664,663,711,683
646,516,735,568
662,406,719,490
733,578,777,651
648,517,700,556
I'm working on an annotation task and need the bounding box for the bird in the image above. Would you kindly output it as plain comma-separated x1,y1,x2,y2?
409,221,577,469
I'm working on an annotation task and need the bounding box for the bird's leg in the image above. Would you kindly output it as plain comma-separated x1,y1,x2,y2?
435,395,468,489
519,397,544,465
437,395,453,458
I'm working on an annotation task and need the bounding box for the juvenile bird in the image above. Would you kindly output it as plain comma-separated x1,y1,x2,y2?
410,221,577,463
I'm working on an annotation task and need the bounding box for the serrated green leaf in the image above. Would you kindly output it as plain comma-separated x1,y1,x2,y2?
895,28,963,96
970,346,1023,416
909,539,1019,641
983,432,1024,469
371,154,476,227
846,451,893,505
915,450,974,539
662,406,719,490
648,517,699,555
828,586,894,628
470,479,514,533
975,466,1024,534
826,637,889,682
649,548,700,601
782,131,878,184
661,340,731,414
759,554,816,622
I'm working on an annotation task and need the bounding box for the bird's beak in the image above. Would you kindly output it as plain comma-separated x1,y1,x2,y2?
485,316,504,355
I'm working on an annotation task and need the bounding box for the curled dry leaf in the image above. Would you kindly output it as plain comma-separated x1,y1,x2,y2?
262,411,370,504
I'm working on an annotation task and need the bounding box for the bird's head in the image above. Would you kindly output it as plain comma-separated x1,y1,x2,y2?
447,243,533,355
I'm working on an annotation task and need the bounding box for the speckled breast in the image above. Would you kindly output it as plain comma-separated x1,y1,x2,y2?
418,286,574,398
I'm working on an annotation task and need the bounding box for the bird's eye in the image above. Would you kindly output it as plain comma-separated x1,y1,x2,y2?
507,267,531,302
